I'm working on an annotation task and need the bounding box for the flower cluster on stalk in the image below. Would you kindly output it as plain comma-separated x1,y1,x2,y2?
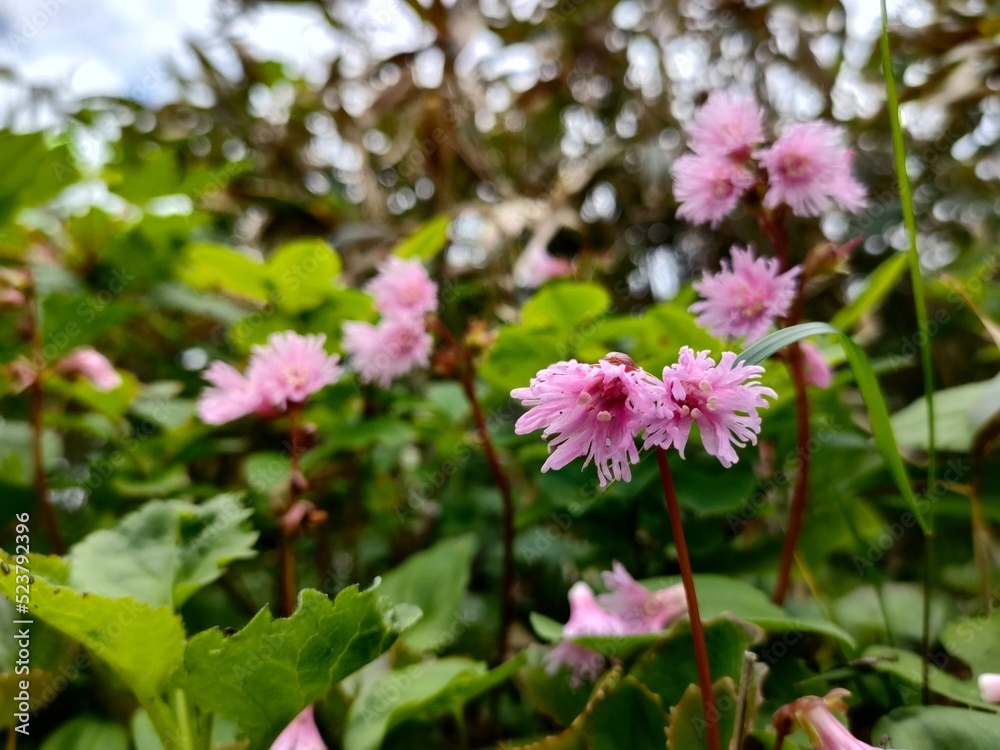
672,91,867,227
512,349,775,486
341,257,437,387
197,331,342,425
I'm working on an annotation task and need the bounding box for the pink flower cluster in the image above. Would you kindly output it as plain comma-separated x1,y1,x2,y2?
9,347,122,393
690,245,800,342
546,562,686,686
512,349,775,485
197,332,342,425
341,257,436,387
672,91,867,226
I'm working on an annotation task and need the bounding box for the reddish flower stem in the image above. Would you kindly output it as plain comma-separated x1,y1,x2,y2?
760,209,812,606
459,363,515,664
656,448,718,750
278,404,303,617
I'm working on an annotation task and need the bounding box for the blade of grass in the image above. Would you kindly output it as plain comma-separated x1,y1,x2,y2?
881,0,937,704
738,322,929,535
831,252,908,332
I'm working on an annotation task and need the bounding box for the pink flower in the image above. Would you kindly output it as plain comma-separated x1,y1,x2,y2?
545,582,627,687
366,257,438,319
511,354,657,487
774,690,878,749
979,674,1000,703
341,318,433,388
672,154,755,228
688,92,765,160
689,246,801,342
800,342,833,389
514,244,574,289
247,332,343,410
641,347,776,468
597,562,686,633
757,122,867,217
271,705,328,750
55,348,122,391
197,361,271,425
0,288,25,307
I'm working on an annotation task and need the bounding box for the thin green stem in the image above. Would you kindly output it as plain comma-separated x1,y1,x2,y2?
880,1,936,703
656,448,718,750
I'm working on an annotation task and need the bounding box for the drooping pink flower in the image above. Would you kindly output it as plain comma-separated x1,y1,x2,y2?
365,257,438,319
514,243,574,289
55,348,122,391
757,121,867,217
689,246,801,342
511,354,657,487
641,347,776,468
980,674,1000,703
247,332,343,410
598,561,687,633
341,318,433,388
672,154,756,228
800,341,833,389
197,361,271,425
271,705,328,750
773,689,878,749
545,582,627,687
688,91,765,160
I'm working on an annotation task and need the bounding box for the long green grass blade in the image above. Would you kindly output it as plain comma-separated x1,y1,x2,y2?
738,322,930,534
879,0,936,498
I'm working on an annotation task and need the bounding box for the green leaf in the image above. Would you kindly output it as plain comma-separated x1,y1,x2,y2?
182,586,407,750
587,675,667,750
521,281,611,331
667,679,737,750
738,322,929,533
0,133,78,223
40,716,129,750
266,238,342,313
345,655,523,750
393,215,450,260
377,534,477,653
480,326,563,394
941,614,1000,677
872,706,1000,749
0,550,185,741
180,243,269,301
831,252,909,331
891,378,1000,453
863,645,998,710
68,495,258,609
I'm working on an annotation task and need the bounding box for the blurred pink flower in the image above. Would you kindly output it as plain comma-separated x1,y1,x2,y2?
0,288,25,307
598,561,686,632
341,318,433,388
56,348,122,392
689,246,801,342
271,705,327,750
672,154,755,228
366,257,438,319
774,689,878,749
197,361,270,425
545,582,626,687
514,244,574,289
757,122,867,217
979,674,1000,703
800,342,833,389
511,354,656,487
688,91,765,160
248,332,342,410
641,347,776,468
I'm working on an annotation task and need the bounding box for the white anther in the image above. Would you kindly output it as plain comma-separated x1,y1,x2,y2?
596,410,612,422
